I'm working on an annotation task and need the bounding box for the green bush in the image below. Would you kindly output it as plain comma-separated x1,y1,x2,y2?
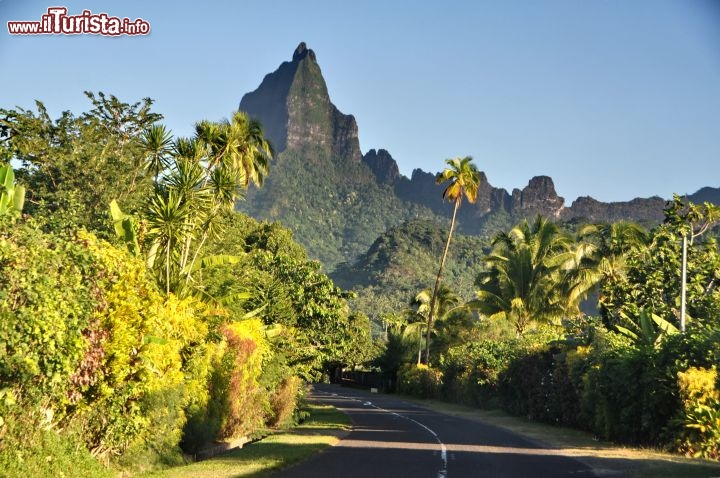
498,347,555,421
0,402,111,478
0,224,210,469
397,364,442,398
441,340,519,407
0,223,97,406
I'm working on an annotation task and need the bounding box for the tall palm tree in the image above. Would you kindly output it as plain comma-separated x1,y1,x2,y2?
425,156,480,364
471,216,574,336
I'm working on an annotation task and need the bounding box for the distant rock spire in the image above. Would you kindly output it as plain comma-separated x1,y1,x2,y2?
240,42,358,159
293,42,316,62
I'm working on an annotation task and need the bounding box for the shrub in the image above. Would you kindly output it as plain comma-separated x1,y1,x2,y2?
0,224,209,468
498,347,555,421
183,318,272,450
441,340,520,407
268,376,303,429
0,401,111,478
397,364,442,398
0,224,97,407
674,367,720,459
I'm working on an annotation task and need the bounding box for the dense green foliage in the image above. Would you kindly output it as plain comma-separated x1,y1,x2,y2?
380,198,720,459
0,93,371,476
1,92,160,234
201,213,370,380
333,219,488,329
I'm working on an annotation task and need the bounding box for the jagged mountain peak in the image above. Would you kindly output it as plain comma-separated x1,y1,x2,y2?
240,42,360,161
293,42,316,62
237,43,710,269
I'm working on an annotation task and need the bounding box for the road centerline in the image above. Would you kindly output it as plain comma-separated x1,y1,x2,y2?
358,398,448,478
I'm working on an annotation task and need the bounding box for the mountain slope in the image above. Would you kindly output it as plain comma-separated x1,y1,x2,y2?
238,43,439,269
237,42,718,272
331,219,488,318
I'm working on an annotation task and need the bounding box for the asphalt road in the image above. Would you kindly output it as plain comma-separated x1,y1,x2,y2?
278,384,596,478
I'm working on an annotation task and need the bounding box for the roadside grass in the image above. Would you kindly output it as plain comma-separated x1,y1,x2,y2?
142,404,350,478
396,394,720,478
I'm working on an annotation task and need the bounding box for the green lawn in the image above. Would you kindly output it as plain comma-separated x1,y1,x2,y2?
142,404,350,478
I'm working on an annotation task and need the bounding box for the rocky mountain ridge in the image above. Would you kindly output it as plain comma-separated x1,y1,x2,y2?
238,42,719,267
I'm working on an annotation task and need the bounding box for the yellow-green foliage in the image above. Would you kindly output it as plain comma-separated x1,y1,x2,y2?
67,232,203,459
675,367,720,459
0,224,212,469
678,367,719,407
397,364,443,398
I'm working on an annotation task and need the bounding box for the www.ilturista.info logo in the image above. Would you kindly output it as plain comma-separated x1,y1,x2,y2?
7,7,150,36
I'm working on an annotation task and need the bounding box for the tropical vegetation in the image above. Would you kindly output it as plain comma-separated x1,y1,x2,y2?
376,192,720,460
0,94,366,476
2,89,720,478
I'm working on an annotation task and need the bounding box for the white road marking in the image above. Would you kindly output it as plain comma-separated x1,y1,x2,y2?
318,390,449,477
367,401,448,478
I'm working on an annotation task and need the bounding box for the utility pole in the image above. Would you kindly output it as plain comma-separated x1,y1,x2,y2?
680,234,687,333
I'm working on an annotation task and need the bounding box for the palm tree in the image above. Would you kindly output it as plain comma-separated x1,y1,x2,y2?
144,188,191,294
140,124,173,181
183,114,273,287
195,111,273,188
471,216,574,336
403,285,464,364
136,113,273,296
425,156,480,364
564,221,648,308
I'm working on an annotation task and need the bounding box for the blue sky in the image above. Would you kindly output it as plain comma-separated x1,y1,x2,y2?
1,0,719,203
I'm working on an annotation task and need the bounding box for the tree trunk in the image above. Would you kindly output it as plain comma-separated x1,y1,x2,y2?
425,197,460,364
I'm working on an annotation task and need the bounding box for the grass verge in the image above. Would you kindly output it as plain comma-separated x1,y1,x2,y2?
142,404,350,478
396,394,720,478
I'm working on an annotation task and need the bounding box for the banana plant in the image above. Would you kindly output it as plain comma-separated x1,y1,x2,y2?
615,309,679,348
110,199,141,257
0,165,25,216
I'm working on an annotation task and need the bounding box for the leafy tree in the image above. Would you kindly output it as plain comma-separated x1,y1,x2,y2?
113,112,274,295
426,156,480,363
472,216,574,336
200,213,361,381
601,198,720,332
0,92,161,233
